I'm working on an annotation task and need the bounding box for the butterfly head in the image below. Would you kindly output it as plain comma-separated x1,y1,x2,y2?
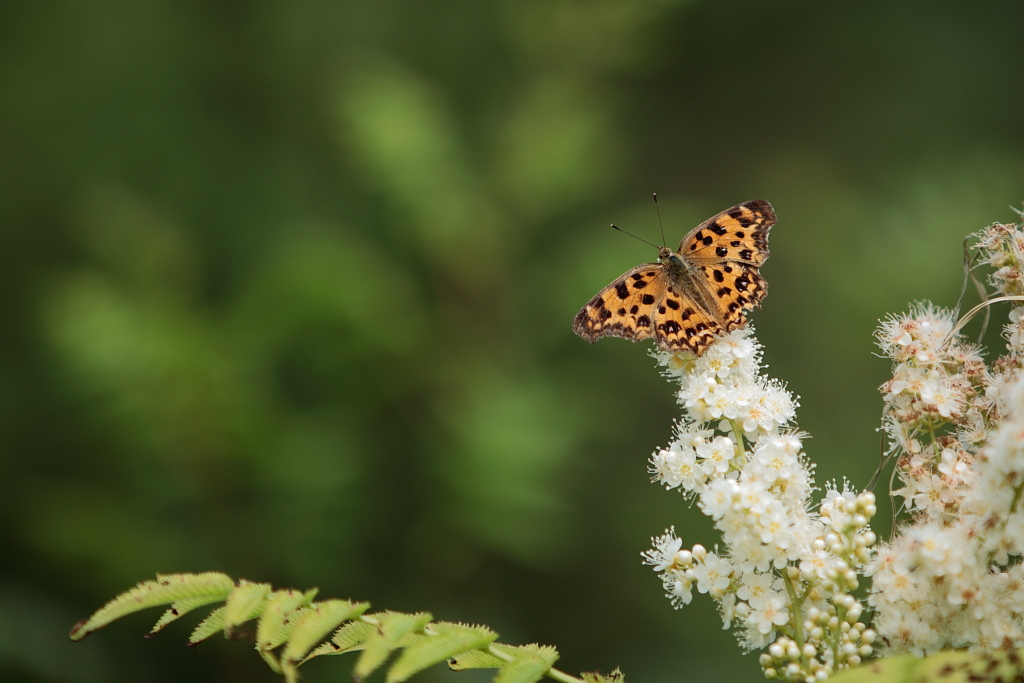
658,246,681,267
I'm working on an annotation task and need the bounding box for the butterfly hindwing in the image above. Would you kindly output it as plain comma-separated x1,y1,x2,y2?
652,287,724,354
697,262,768,332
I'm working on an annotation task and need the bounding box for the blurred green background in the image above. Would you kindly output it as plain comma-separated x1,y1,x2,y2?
1,1,1023,681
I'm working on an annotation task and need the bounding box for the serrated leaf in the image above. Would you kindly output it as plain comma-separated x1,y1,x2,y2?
223,581,272,632
448,649,505,670
281,600,369,666
333,620,375,652
831,650,1024,683
256,588,319,652
69,572,234,640
353,612,432,681
150,594,230,635
188,605,227,644
449,642,529,671
386,623,497,683
258,646,283,674
494,645,559,683
581,667,625,683
304,620,375,662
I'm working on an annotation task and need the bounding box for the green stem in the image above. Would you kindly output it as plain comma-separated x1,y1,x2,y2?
1010,480,1024,516
728,419,746,463
781,571,808,669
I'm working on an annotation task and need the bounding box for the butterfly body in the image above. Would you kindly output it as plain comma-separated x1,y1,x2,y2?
573,200,775,356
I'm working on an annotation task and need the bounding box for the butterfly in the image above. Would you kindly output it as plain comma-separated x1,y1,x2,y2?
573,199,775,356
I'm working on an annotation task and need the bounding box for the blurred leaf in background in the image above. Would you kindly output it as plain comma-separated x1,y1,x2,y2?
0,1,1022,682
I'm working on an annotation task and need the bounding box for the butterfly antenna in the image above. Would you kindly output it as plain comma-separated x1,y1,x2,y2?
611,224,661,250
653,193,667,248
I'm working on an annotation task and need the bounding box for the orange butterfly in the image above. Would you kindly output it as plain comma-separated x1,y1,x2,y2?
573,200,775,356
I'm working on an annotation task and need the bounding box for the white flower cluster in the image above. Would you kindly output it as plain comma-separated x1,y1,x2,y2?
643,329,877,682
869,214,1024,654
874,302,987,521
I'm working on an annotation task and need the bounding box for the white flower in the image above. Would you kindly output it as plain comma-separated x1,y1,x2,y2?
700,477,740,520
735,571,783,607
666,571,694,607
643,528,683,572
919,377,963,418
747,594,790,635
650,445,704,491
693,552,733,594
697,436,736,476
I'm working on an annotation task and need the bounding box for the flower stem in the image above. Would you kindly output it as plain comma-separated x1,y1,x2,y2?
781,571,809,668
728,419,746,463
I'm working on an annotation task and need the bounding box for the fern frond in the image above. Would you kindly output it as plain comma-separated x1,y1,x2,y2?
70,572,609,683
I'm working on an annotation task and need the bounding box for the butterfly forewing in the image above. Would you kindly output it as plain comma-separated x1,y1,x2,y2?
573,263,666,344
680,200,774,267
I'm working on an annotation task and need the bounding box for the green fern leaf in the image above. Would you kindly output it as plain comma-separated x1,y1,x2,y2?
385,622,497,683
494,645,559,683
449,643,552,672
447,648,506,670
581,667,625,683
353,611,433,681
69,572,234,641
281,599,369,667
304,619,375,661
149,594,229,635
829,650,1024,682
256,588,320,652
71,573,596,683
188,605,227,644
223,580,272,633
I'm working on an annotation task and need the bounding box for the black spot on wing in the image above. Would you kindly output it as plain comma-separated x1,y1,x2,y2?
727,210,754,228
659,320,681,334
615,282,630,299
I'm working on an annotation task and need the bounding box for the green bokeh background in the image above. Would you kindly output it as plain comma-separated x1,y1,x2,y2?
1,2,1023,681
